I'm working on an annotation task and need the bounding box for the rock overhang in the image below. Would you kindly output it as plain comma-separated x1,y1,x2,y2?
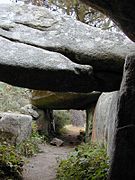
0,3,135,93
80,0,135,42
31,90,101,110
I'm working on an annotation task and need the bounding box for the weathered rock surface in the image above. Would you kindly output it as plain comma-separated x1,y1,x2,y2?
21,104,39,119
81,0,135,42
35,109,55,136
0,112,32,145
109,54,135,179
50,137,64,147
0,4,134,72
0,4,135,92
31,90,101,110
92,91,119,156
85,105,95,143
0,36,95,92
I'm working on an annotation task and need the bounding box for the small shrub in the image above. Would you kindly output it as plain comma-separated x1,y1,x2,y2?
54,110,71,135
17,138,40,158
0,142,24,179
57,143,109,180
0,122,46,179
17,122,45,157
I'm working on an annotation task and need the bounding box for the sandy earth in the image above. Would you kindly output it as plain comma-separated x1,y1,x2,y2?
23,126,84,180
23,144,72,180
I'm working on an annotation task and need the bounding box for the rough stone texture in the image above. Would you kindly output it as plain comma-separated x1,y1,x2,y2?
35,109,55,136
0,4,134,72
0,112,32,145
21,104,39,119
85,105,95,143
50,138,64,147
109,54,135,179
109,125,135,180
0,36,95,92
0,4,135,92
115,54,135,128
31,90,101,110
81,0,135,42
92,91,119,156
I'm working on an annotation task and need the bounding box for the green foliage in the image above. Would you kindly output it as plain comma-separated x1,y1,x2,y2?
47,0,117,31
0,143,24,179
54,110,71,135
17,137,40,158
57,143,109,180
17,122,45,157
0,122,46,179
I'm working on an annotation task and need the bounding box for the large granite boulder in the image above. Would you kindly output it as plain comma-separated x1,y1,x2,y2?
31,90,101,110
0,36,95,92
92,91,119,156
81,0,135,42
0,4,134,72
0,4,135,92
0,112,32,145
109,54,135,179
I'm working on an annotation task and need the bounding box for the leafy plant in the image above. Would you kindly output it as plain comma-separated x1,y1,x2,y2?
0,122,46,179
0,143,24,179
57,143,109,180
17,122,45,157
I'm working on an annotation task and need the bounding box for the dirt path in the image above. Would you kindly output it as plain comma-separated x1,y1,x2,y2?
23,144,72,180
23,125,84,180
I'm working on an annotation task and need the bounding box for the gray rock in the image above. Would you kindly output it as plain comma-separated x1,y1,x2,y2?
21,104,39,119
109,54,135,179
109,125,135,180
92,91,119,156
31,90,101,110
0,4,134,73
0,4,135,92
0,112,32,145
35,109,55,136
81,0,135,42
50,137,64,147
0,36,96,92
85,105,95,143
116,54,135,128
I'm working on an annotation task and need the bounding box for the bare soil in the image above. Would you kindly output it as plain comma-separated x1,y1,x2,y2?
23,125,84,180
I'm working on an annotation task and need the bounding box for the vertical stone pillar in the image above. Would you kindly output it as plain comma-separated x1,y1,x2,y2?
109,54,135,180
36,109,55,137
47,109,56,136
85,104,95,143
